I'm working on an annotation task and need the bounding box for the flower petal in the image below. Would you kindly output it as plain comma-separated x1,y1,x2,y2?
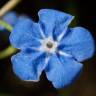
0,11,18,30
10,17,42,49
38,9,74,38
59,27,94,62
45,54,83,88
11,48,46,81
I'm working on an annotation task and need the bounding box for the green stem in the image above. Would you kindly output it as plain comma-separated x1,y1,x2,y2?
0,46,17,59
0,20,13,31
0,20,17,59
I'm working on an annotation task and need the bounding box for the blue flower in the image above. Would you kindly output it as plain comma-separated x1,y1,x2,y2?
0,11,18,30
0,11,28,30
9,9,94,88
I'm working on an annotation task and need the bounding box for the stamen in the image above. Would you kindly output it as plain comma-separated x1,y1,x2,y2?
46,42,53,48
38,36,58,54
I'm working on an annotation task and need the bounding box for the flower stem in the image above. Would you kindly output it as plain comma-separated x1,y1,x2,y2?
0,20,13,32
0,0,21,17
0,20,17,59
0,0,20,59
0,46,17,59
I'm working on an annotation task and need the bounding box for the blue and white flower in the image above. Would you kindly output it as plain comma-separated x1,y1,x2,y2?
10,9,94,88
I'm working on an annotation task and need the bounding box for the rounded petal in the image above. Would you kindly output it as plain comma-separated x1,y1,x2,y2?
0,11,18,30
59,27,95,62
38,9,74,38
45,54,83,88
11,48,46,81
18,15,29,21
10,17,42,49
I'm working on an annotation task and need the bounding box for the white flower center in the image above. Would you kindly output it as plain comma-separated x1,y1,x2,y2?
41,37,58,54
31,27,72,58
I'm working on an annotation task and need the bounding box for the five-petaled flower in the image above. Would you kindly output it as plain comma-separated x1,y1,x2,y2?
10,9,94,88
